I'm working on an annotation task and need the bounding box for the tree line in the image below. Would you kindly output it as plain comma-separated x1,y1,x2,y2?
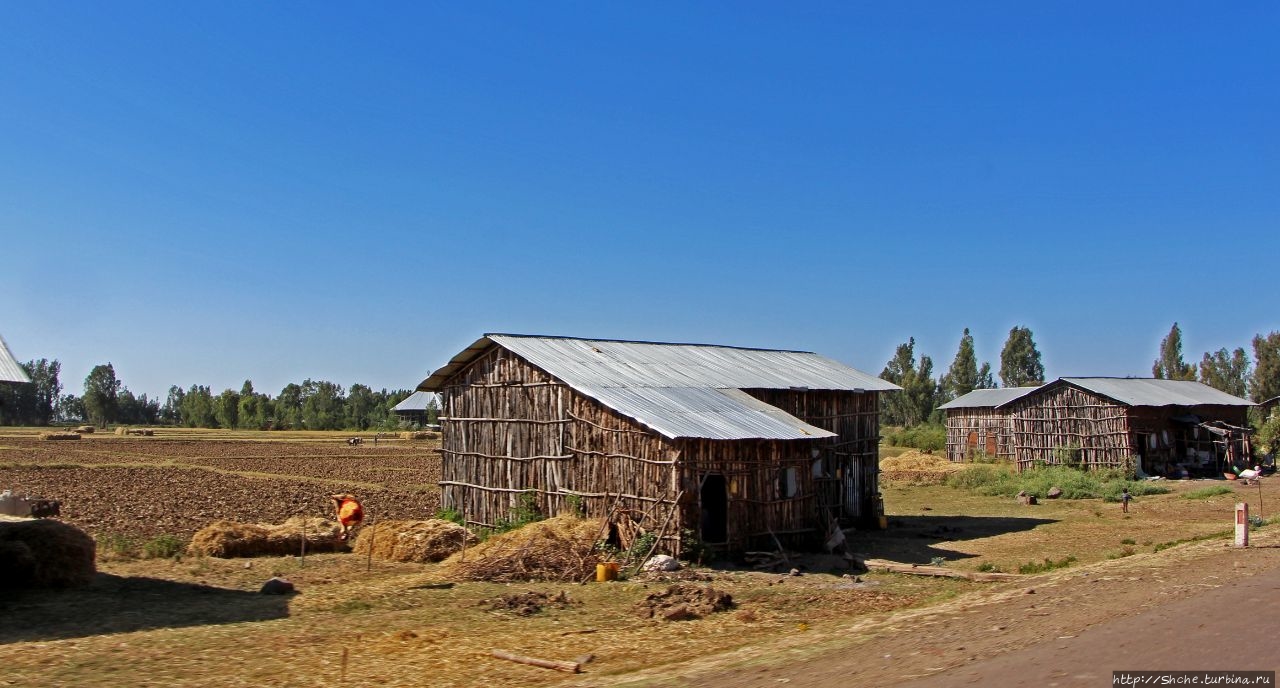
879,324,1280,429
0,359,436,431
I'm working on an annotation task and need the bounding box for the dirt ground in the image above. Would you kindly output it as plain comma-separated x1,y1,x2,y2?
0,430,443,539
2,429,1277,687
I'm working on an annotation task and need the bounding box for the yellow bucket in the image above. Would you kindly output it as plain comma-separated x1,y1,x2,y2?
596,562,619,582
878,515,889,530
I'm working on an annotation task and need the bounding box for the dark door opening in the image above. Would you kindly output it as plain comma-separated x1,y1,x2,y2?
700,474,728,544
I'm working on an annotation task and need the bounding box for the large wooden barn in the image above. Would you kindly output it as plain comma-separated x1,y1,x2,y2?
417,334,899,554
947,378,1254,473
938,387,1037,462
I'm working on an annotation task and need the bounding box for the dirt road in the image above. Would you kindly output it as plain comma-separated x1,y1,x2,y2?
598,529,1280,688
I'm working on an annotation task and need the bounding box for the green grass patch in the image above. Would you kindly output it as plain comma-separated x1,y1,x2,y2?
1106,546,1137,559
1017,555,1077,574
945,464,1170,501
142,534,186,559
1182,485,1235,500
1154,529,1232,552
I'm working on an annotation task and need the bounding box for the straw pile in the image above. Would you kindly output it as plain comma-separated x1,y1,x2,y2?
0,519,96,588
115,427,154,436
880,450,967,485
440,514,604,583
74,425,95,434
351,519,477,563
187,516,347,558
40,432,81,441
400,431,439,440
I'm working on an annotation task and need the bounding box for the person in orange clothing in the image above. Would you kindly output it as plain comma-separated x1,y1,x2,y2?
329,493,364,541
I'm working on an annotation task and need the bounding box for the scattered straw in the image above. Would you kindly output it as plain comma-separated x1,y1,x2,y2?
351,519,476,563
880,450,966,485
440,515,604,583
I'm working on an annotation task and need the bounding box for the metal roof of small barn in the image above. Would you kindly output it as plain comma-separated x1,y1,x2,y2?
417,334,897,441
937,387,1039,410
0,334,29,384
392,391,434,412
1038,378,1254,408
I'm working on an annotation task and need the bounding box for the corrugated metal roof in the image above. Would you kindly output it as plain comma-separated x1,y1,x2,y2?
1053,378,1253,408
392,391,434,412
418,334,897,440
0,334,30,384
938,387,1039,410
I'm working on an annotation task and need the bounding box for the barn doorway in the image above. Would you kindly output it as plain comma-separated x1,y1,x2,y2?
700,474,728,544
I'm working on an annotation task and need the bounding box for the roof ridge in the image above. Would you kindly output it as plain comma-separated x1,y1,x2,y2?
485,333,815,354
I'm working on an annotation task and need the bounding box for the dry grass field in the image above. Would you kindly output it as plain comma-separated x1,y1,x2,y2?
1,429,1274,687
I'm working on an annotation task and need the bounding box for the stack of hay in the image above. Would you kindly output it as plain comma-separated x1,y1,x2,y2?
74,425,95,434
40,432,81,441
399,431,440,440
880,450,967,486
440,514,604,583
351,519,477,563
188,516,347,558
0,519,96,588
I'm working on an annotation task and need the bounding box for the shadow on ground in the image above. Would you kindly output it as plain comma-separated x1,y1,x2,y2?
854,514,1059,565
0,573,290,643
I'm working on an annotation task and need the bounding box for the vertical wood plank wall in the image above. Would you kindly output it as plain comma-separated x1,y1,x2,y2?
437,346,882,553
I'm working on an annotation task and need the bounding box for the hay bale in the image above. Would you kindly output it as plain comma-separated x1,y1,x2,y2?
114,427,126,436
124,428,154,436
187,516,347,558
74,425,95,434
0,519,96,588
440,514,604,583
399,431,439,440
40,432,81,441
351,519,478,563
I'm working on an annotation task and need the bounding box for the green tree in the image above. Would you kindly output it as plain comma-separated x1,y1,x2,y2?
880,338,939,426
275,383,304,429
976,362,995,390
161,385,185,425
1152,322,1196,380
82,363,121,427
1199,348,1250,398
940,328,979,401
213,388,240,429
23,359,61,425
345,384,376,430
59,393,84,423
180,385,216,427
999,326,1045,388
1251,331,1280,403
300,379,345,430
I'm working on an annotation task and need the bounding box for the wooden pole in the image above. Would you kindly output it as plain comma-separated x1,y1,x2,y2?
490,649,581,673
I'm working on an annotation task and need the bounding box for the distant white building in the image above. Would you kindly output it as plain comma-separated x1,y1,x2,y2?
0,333,30,384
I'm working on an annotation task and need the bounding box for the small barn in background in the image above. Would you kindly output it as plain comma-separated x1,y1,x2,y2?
392,391,436,428
1003,378,1253,475
418,334,899,554
938,387,1038,462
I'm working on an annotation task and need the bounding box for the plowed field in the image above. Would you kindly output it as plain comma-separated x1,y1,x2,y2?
0,431,442,539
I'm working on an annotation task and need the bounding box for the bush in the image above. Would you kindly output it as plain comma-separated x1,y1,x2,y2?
883,424,946,452
142,534,185,559
1017,555,1076,574
944,464,1170,501
1259,413,1280,455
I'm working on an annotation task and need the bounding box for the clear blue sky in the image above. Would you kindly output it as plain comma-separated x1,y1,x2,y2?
2,2,1276,399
